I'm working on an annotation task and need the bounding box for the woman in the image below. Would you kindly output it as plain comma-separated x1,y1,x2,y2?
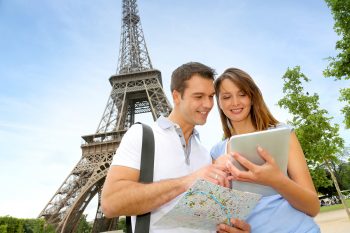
211,68,320,232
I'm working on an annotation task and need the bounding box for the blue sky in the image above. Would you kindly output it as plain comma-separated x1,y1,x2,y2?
0,0,349,219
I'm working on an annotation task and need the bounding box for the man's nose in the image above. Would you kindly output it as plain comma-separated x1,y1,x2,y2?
203,97,214,109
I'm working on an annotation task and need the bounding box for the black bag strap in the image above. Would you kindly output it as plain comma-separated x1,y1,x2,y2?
138,123,155,183
126,123,155,233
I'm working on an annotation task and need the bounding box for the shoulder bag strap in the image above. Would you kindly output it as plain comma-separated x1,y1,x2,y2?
126,123,155,233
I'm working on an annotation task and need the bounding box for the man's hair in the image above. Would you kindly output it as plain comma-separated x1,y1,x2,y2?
170,62,216,96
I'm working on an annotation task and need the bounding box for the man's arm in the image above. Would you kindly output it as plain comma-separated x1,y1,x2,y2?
101,164,228,218
101,165,187,217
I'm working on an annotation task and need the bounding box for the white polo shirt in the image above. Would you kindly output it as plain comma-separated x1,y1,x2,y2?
112,116,213,233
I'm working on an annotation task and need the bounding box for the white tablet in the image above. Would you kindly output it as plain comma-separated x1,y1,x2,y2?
228,127,291,196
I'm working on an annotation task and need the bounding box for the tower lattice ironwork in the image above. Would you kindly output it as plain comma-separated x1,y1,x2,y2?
38,0,172,232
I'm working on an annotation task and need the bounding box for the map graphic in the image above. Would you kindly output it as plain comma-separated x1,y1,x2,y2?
154,179,261,230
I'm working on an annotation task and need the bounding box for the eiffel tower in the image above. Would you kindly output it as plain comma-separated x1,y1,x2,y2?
39,0,172,232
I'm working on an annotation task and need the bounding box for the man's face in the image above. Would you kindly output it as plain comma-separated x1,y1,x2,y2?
174,74,215,126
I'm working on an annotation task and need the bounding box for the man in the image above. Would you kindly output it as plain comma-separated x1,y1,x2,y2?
101,62,250,233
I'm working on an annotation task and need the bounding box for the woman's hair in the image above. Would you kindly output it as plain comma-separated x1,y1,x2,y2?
214,68,279,138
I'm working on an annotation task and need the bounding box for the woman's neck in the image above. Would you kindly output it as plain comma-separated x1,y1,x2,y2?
231,119,256,135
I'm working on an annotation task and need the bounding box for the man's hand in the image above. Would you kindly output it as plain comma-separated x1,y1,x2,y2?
183,164,230,189
214,153,234,173
216,218,250,233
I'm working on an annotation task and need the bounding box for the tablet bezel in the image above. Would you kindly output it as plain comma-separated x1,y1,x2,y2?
228,127,291,174
228,127,291,196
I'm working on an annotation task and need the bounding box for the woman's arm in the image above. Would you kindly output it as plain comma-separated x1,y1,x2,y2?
274,132,320,216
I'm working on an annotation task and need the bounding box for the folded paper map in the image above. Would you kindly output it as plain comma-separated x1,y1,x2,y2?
154,179,261,231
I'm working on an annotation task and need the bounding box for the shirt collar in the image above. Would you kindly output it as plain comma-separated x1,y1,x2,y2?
156,115,200,140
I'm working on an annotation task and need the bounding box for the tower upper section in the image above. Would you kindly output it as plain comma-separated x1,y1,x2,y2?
116,0,153,74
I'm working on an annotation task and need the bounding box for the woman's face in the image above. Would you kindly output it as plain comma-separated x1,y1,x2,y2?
218,78,252,125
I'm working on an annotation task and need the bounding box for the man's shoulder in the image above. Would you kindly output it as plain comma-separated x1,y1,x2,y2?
126,122,158,131
125,123,143,135
123,122,166,140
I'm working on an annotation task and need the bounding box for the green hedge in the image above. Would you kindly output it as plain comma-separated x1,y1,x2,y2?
0,216,56,233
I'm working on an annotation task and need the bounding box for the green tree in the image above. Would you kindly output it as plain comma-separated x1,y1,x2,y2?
15,221,23,233
324,0,350,128
0,217,55,233
333,147,350,191
75,214,92,233
40,222,56,233
320,160,350,196
0,216,17,233
337,162,350,190
0,225,7,233
277,66,344,189
117,217,126,232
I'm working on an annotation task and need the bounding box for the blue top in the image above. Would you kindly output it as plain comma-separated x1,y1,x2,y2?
210,127,320,233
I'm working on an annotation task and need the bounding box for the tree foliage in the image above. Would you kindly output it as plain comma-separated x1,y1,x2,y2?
334,162,350,191
319,147,350,196
117,217,126,231
75,214,92,233
0,215,91,233
324,0,350,128
0,216,54,233
0,224,7,233
334,147,350,191
339,88,350,128
278,66,344,190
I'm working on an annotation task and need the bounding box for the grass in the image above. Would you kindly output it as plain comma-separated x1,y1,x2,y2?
320,199,350,213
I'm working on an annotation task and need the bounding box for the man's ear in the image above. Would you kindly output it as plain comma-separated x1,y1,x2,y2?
172,90,181,105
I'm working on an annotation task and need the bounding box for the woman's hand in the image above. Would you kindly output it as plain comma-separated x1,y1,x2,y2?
217,218,251,233
227,146,285,188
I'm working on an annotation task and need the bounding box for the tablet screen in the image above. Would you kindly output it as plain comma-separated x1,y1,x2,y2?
228,127,291,196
